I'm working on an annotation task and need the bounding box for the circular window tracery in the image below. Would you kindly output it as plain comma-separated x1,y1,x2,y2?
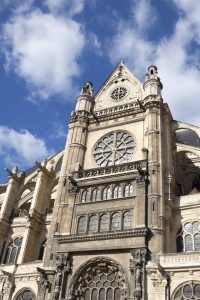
110,86,129,102
93,131,136,167
174,282,200,299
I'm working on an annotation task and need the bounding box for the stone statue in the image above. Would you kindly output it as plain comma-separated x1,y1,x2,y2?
81,81,93,96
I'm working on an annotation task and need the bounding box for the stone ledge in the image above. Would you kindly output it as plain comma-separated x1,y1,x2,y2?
57,228,148,243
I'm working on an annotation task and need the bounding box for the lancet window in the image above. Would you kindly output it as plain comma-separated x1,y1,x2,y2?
77,216,87,234
176,221,200,252
123,211,132,229
80,182,134,203
4,237,23,264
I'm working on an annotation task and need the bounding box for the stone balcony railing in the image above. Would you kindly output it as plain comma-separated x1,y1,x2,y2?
77,160,147,179
159,252,200,268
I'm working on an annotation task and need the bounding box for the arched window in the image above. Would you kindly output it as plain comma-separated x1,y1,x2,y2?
72,258,128,300
113,185,123,199
175,128,200,148
91,188,101,202
4,237,23,264
55,156,63,173
38,240,46,260
174,282,200,299
123,211,132,229
103,186,111,200
77,216,87,234
125,183,133,197
176,221,200,252
88,215,98,233
17,290,34,300
81,189,90,203
111,213,120,231
100,214,109,232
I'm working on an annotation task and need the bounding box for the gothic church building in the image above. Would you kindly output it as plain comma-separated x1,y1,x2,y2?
0,63,200,300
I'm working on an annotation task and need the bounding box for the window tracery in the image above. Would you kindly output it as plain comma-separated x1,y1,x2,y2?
71,258,128,300
4,237,23,264
174,282,200,299
176,221,200,252
93,131,136,167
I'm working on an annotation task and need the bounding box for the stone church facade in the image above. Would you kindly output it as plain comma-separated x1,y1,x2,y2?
0,63,200,300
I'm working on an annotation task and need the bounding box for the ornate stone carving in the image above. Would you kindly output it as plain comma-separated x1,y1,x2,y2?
52,253,73,300
130,249,148,300
36,267,51,292
70,257,128,300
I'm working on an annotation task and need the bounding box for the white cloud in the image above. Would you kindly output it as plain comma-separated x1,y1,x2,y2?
2,10,85,101
109,0,200,125
132,0,157,31
44,0,84,16
0,126,52,169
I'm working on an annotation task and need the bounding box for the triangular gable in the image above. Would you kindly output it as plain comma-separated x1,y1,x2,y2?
94,62,144,111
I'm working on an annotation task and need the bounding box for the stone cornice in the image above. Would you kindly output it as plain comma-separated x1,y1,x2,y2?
57,228,148,244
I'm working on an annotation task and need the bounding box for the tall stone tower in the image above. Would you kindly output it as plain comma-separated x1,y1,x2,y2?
41,62,169,300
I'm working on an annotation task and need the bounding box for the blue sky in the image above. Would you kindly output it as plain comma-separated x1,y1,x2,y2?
0,0,200,182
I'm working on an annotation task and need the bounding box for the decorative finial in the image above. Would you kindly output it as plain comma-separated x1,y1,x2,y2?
81,81,93,96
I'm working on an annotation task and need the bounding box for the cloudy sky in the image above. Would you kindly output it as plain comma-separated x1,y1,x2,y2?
0,0,200,182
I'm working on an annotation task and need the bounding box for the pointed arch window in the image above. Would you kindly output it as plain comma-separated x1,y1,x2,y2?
88,215,98,233
113,185,123,199
100,214,109,232
4,237,23,264
123,211,132,229
38,240,46,261
77,216,87,234
81,189,91,203
125,183,133,197
111,213,120,231
91,188,101,202
103,186,111,200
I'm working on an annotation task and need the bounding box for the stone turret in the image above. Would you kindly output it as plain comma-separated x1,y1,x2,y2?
75,81,94,113
143,65,163,100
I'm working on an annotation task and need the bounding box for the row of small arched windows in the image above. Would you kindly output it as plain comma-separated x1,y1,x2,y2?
77,211,132,234
176,221,200,252
0,237,46,264
80,183,134,203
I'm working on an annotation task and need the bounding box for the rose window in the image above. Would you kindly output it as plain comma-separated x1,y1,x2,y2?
93,131,136,167
110,86,128,101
